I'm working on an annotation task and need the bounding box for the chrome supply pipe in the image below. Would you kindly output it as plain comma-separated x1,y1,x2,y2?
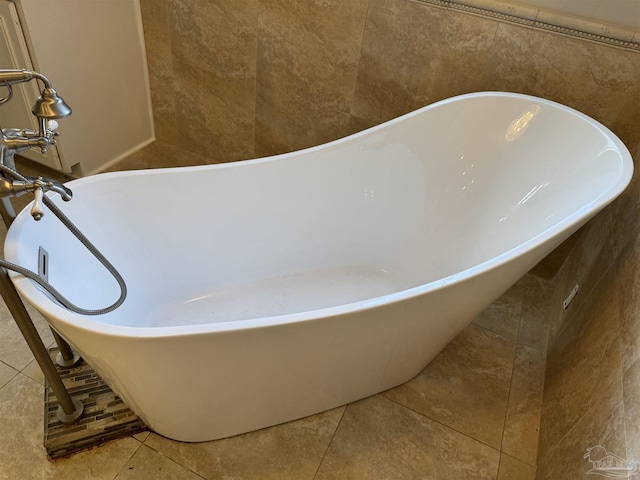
0,270,83,422
0,68,81,423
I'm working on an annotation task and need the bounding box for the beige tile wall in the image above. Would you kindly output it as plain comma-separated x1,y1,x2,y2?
138,1,640,478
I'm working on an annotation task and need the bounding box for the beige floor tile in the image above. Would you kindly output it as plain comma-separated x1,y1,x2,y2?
472,282,524,341
315,395,500,479
0,373,141,480
0,299,55,371
0,360,17,389
497,453,536,480
20,358,45,385
383,323,515,448
502,344,545,465
145,406,344,480
133,431,151,443
115,444,203,479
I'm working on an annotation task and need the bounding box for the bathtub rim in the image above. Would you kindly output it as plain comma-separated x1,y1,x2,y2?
5,91,634,339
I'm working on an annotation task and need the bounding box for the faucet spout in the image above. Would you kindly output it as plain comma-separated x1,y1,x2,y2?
43,179,73,201
0,174,72,201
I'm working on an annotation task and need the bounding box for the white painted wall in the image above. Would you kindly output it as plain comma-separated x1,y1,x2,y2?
12,0,155,176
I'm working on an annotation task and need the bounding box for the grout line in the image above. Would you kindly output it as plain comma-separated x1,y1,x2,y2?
347,0,373,121
611,263,630,461
502,284,528,452
499,309,522,455
19,360,44,386
111,438,145,480
383,392,538,469
131,442,208,480
0,357,19,372
380,394,501,453
311,405,348,480
0,360,19,390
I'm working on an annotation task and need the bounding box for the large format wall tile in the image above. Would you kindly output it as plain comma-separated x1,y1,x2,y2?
255,0,369,155
538,268,622,461
536,382,627,480
616,229,640,374
104,140,213,171
173,61,255,162
545,209,615,345
486,22,640,126
258,0,368,112
168,0,258,79
167,0,258,161
139,0,178,146
254,97,352,158
352,0,498,125
145,51,179,147
623,357,640,471
612,153,640,265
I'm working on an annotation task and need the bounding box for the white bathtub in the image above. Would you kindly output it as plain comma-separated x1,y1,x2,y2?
4,92,633,441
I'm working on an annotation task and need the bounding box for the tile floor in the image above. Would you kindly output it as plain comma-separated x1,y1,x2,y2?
0,151,548,479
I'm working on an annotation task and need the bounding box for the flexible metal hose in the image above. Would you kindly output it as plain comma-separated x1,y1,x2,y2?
0,166,127,315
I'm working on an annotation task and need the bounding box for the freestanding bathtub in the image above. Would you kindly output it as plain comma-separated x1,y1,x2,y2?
4,92,633,442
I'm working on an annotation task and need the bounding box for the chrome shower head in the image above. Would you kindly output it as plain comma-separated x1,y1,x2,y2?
32,87,72,119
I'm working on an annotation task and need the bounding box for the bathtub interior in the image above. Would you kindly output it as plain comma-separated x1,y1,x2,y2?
4,93,632,329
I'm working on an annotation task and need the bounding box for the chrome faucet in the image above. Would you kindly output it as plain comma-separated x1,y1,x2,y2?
0,69,73,220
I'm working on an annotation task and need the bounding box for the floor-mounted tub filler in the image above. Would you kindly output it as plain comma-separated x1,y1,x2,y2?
4,92,633,442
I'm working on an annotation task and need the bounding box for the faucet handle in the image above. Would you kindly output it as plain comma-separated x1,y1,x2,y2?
47,120,60,136
30,187,44,221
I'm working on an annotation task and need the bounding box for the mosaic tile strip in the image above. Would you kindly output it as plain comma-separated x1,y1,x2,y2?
44,348,148,460
413,0,640,51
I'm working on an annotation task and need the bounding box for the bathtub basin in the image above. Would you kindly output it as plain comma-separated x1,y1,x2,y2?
4,92,633,441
